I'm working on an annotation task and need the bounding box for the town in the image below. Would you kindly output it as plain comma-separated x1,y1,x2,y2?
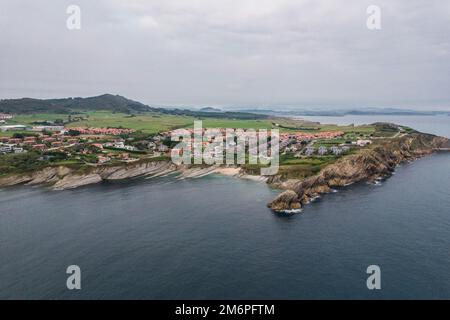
0,113,171,165
0,112,375,173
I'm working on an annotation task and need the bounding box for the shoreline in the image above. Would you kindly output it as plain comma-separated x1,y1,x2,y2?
267,133,449,212
0,163,266,191
1,132,449,212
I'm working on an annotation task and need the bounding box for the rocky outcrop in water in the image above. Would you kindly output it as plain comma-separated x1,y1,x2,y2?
268,190,301,211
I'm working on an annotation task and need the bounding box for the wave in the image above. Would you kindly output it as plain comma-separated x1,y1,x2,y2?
282,209,303,214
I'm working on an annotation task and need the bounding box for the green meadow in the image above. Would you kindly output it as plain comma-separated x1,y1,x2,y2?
3,110,376,136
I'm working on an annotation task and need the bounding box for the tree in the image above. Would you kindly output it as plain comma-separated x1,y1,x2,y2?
42,130,53,136
68,129,81,136
12,133,24,139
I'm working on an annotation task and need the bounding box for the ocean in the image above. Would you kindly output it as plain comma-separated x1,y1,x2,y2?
0,115,449,299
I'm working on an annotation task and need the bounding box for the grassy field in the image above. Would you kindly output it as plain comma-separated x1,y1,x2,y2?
6,111,195,134
241,154,341,179
3,110,376,136
312,138,348,147
277,154,341,179
190,118,274,130
273,118,375,133
65,111,195,134
8,113,73,124
280,154,338,165
0,130,38,137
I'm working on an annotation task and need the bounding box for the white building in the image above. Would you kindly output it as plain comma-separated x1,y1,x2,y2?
0,125,29,132
318,146,328,155
104,141,137,151
356,139,372,147
0,114,13,120
122,145,137,151
331,146,342,155
305,146,315,156
31,125,65,132
13,147,26,153
0,143,16,153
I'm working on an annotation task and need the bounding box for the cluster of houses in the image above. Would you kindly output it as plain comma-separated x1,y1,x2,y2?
0,132,145,164
0,124,171,165
1,118,374,164
87,146,136,164
103,140,137,151
280,131,345,141
0,113,13,124
69,127,135,135
164,127,375,159
0,124,66,132
0,143,25,154
302,139,372,157
304,145,350,156
0,113,13,120
280,131,345,151
0,133,81,155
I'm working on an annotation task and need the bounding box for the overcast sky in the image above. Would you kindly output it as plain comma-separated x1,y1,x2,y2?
1,0,450,110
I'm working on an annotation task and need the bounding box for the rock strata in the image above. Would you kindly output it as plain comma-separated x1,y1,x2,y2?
267,133,449,211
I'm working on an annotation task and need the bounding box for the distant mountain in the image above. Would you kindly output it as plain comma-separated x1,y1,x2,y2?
161,108,267,120
199,107,222,113
2,95,447,118
0,94,154,114
239,107,450,117
0,94,268,120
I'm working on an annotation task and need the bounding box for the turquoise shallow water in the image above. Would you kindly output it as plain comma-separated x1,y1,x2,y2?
0,116,449,299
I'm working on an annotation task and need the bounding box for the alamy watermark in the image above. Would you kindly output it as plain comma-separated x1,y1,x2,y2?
66,265,81,290
170,121,279,176
366,265,381,290
65,4,382,31
66,5,81,30
367,5,382,30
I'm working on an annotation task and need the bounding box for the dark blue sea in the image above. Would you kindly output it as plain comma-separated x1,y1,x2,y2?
1,115,449,299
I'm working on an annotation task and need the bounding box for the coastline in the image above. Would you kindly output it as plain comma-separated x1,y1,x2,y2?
1,131,448,212
0,161,266,190
267,133,449,211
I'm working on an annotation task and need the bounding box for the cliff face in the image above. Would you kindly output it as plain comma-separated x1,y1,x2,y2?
0,161,178,190
1,132,448,205
268,133,449,211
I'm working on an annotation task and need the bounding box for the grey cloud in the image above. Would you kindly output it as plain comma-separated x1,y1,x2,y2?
0,0,449,109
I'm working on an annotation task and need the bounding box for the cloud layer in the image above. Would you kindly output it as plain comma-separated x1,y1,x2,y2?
1,0,449,109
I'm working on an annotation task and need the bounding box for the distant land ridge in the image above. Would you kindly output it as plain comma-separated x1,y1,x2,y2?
0,94,267,120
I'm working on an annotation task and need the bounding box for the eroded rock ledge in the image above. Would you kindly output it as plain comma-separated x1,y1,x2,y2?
267,133,449,212
0,161,178,190
1,133,448,211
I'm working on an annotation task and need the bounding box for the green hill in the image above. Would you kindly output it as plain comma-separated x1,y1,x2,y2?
0,94,152,114
0,94,267,120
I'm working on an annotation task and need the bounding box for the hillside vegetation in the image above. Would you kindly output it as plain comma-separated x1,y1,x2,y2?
0,94,267,120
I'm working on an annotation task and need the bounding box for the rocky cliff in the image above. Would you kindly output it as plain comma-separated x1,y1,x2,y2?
0,161,178,190
1,132,448,209
268,133,449,212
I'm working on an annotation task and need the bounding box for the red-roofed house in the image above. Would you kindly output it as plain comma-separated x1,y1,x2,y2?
32,144,46,150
